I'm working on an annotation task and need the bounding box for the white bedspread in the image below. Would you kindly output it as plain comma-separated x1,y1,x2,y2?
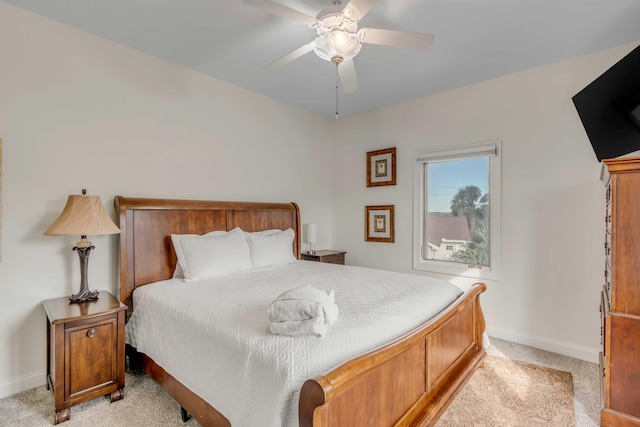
125,261,463,427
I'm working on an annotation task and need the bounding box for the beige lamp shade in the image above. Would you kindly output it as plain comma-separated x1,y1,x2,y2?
304,223,317,244
43,194,120,237
304,223,317,254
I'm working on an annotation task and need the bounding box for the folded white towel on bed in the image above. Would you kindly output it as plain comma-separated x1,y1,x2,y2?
268,299,324,323
269,285,339,324
268,286,339,336
269,316,327,337
273,285,334,303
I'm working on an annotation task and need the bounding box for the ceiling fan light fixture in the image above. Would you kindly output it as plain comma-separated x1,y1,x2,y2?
313,30,362,62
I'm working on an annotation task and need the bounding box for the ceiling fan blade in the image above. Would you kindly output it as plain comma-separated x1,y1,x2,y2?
341,0,378,22
244,0,318,26
358,28,434,50
264,42,315,71
338,58,358,93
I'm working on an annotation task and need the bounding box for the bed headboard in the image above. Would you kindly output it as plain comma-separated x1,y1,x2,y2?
114,196,300,307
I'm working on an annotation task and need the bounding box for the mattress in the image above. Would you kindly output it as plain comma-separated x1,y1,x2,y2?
125,261,463,427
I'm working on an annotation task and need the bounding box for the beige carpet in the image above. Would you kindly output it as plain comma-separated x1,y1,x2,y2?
437,355,576,427
0,369,199,426
0,353,576,426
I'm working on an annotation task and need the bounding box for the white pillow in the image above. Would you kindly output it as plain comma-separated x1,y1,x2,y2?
245,229,281,236
172,230,228,278
171,227,252,281
245,228,296,268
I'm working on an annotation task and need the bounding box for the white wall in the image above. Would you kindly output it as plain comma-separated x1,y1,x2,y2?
0,3,334,397
2,0,638,400
332,41,640,363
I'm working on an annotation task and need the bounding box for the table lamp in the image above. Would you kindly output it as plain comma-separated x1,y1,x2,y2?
43,189,120,302
304,223,317,254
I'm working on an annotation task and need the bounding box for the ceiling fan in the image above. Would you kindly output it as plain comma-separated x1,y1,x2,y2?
244,0,434,94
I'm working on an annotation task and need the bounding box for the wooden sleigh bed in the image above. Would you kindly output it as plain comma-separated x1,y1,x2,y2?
115,196,487,427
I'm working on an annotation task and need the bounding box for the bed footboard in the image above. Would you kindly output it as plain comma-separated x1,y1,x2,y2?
299,282,487,427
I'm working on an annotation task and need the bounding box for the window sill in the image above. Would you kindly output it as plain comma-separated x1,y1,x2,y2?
412,257,500,281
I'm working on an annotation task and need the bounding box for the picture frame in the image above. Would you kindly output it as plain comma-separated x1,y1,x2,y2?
366,147,396,187
365,205,395,243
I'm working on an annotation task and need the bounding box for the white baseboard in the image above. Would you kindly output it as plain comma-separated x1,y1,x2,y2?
0,369,46,399
487,327,600,364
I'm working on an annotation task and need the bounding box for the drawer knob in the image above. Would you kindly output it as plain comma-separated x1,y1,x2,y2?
87,328,96,338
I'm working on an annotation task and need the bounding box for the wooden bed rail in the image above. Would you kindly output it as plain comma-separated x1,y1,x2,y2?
299,282,487,427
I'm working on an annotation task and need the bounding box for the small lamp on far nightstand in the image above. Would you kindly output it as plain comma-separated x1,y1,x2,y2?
44,189,120,303
304,223,317,254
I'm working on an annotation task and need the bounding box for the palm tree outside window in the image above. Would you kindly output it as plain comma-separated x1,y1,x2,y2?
412,141,501,280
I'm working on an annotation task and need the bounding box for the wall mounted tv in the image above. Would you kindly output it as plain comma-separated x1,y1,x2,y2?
572,44,640,161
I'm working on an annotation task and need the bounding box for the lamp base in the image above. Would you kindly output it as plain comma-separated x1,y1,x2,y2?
69,287,99,303
69,244,99,303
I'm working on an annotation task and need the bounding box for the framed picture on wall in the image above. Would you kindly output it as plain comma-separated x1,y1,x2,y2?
366,147,396,187
365,205,395,243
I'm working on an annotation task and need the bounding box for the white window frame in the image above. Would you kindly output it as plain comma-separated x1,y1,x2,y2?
412,141,501,280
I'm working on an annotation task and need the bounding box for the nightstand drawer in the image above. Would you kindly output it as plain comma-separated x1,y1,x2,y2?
320,253,345,264
66,317,118,399
301,250,346,265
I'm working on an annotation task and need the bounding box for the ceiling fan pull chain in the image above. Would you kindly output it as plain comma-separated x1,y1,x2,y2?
335,61,339,119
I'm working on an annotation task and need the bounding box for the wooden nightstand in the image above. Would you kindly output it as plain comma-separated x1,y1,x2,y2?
43,291,127,424
301,250,346,265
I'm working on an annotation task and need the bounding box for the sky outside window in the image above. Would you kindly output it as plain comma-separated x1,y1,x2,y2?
427,157,489,213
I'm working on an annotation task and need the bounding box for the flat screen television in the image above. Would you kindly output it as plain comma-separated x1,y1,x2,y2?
572,44,640,161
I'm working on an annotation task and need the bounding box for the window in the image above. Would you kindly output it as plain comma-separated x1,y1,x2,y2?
413,141,501,280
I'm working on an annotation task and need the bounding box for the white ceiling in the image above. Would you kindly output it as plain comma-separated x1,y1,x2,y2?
4,0,640,119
